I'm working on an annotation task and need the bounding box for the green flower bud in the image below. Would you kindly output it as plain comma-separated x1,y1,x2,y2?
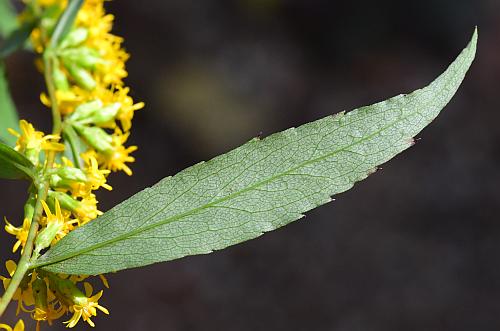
53,65,69,91
70,99,104,122
60,46,105,70
47,274,82,307
59,27,89,49
23,195,36,222
49,166,87,188
93,103,121,124
48,191,80,212
74,125,113,153
35,221,63,253
64,61,96,90
32,276,49,311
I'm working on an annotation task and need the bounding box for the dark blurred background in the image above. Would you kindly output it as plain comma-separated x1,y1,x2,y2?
1,0,500,330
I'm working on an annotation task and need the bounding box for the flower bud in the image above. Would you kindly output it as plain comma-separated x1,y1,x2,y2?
23,195,36,221
49,166,87,188
32,276,48,312
53,65,69,91
64,61,96,90
58,27,88,49
47,274,81,307
60,46,105,70
70,99,103,122
74,125,113,153
93,103,121,125
35,200,65,254
48,191,80,212
35,221,63,253
55,166,87,182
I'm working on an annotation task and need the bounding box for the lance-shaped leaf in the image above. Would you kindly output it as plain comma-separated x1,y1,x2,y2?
0,141,35,180
0,62,18,146
34,30,477,275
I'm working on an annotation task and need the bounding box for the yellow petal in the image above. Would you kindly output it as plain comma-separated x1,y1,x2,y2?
13,320,24,331
40,200,52,219
98,274,109,289
84,282,93,297
6,260,17,277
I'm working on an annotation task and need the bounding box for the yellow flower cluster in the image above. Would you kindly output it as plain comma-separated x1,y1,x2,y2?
2,0,142,328
0,261,109,330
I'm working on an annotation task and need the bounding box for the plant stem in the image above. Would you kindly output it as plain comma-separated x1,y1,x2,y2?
0,185,45,316
0,50,62,318
44,50,62,136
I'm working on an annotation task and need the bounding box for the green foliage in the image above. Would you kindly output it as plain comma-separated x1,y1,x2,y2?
0,0,17,38
0,20,37,59
33,30,477,275
0,62,18,145
0,141,35,180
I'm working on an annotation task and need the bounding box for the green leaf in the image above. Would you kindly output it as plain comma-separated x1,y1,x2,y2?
49,0,83,49
0,61,18,146
34,29,477,275
0,141,35,180
0,0,18,38
0,19,37,59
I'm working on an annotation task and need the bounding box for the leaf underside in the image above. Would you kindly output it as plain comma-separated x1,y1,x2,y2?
34,30,477,275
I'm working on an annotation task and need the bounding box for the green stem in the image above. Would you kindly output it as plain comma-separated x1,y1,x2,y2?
0,51,62,319
0,185,46,316
44,50,62,135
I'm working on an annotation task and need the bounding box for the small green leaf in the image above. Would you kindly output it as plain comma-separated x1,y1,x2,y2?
34,30,477,275
49,0,83,49
0,141,35,180
0,61,18,146
0,0,18,38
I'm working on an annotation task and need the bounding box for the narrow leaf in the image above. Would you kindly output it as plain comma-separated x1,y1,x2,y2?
35,30,477,275
0,141,34,180
0,61,18,145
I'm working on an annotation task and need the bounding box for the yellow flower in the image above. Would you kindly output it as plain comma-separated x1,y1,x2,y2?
95,129,137,176
32,276,65,329
0,261,34,314
8,120,65,165
0,319,24,331
4,217,31,253
96,85,144,131
40,90,84,116
74,193,102,224
83,154,112,192
33,305,65,324
40,199,79,244
41,199,64,226
64,282,109,328
53,155,111,197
